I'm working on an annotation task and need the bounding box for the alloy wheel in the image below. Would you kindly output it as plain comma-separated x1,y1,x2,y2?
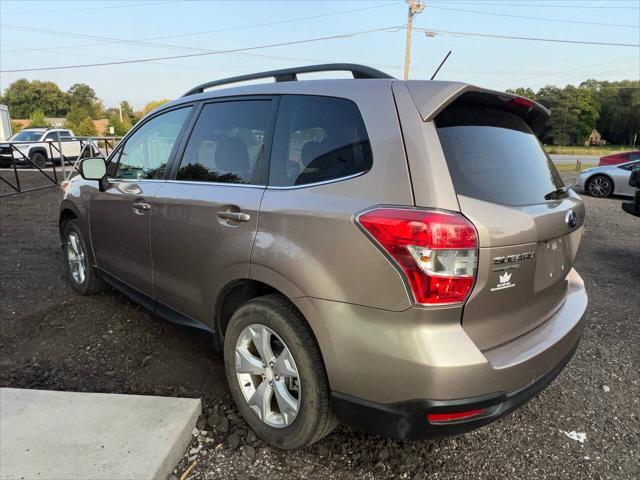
66,232,86,285
234,324,301,428
588,176,611,197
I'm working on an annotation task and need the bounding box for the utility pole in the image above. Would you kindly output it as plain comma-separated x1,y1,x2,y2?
118,104,123,122
404,0,425,80
561,104,569,147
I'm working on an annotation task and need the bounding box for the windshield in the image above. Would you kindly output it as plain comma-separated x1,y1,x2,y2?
10,130,44,142
436,105,564,206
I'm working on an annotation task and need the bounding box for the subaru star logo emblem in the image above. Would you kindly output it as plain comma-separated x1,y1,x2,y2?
565,210,577,228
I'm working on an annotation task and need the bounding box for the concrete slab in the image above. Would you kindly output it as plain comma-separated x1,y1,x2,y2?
0,388,201,480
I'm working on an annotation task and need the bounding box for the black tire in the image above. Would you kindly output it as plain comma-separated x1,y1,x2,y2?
586,174,613,198
223,294,337,450
30,151,47,169
61,219,106,295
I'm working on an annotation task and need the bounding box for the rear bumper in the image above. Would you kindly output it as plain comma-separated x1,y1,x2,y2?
294,269,586,438
331,343,578,440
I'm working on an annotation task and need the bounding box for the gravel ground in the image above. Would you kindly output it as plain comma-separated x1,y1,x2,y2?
1,172,638,479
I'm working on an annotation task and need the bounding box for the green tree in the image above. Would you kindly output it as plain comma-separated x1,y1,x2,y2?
536,85,599,145
508,80,639,146
1,79,69,117
64,104,93,131
119,100,135,122
506,87,537,101
103,107,118,118
141,99,170,116
104,112,131,136
75,117,98,136
28,110,52,128
67,83,102,119
581,79,640,144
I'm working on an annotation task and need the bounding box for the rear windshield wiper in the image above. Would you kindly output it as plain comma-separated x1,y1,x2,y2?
544,185,572,200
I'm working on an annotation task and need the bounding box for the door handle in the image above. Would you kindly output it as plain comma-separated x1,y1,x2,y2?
217,211,250,222
132,200,151,214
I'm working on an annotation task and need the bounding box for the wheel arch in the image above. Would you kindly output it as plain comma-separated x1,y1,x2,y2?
58,201,88,249
215,279,283,339
59,201,81,233
29,147,48,158
214,278,329,374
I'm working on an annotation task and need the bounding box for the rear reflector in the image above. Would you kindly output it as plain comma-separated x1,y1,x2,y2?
356,208,478,305
427,408,486,424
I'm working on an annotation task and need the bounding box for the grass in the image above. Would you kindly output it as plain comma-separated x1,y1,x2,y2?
554,163,589,172
544,145,637,156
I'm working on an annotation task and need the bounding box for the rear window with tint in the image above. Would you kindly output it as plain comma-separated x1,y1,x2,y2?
269,95,372,187
436,104,564,206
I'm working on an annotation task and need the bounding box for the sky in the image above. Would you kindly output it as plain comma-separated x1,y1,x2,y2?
0,0,639,110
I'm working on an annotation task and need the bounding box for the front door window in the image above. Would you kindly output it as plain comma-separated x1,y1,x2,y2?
115,107,192,180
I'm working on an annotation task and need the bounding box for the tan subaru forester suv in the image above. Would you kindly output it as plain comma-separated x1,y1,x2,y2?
59,64,587,449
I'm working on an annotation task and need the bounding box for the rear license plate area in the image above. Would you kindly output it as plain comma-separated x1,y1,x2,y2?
534,235,571,290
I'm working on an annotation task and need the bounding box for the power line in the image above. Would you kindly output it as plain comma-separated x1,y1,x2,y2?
417,27,640,47
445,56,639,76
3,23,638,75
1,2,400,55
149,2,401,39
0,42,248,74
495,57,640,87
0,26,405,74
0,1,183,16
0,39,400,72
0,17,409,71
427,5,639,28
426,1,640,9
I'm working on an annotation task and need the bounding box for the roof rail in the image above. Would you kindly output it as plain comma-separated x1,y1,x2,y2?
182,63,394,97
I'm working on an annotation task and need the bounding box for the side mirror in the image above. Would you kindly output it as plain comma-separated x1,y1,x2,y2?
79,157,107,181
629,169,640,188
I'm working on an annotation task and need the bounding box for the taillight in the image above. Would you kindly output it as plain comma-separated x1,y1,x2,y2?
356,208,478,305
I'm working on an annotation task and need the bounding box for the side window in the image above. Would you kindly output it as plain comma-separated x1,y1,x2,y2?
628,153,640,161
44,132,59,141
115,107,191,180
61,130,73,138
176,100,272,184
270,95,373,187
620,160,640,171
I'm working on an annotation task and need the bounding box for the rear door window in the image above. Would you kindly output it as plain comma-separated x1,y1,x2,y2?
176,100,272,185
44,132,60,141
436,105,564,206
269,95,372,187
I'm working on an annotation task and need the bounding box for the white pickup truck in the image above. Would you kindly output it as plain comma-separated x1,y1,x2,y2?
0,128,97,168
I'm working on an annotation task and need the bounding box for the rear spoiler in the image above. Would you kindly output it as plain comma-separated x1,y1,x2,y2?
402,81,550,134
